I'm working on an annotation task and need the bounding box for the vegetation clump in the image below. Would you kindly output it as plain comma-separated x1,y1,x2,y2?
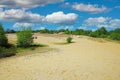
0,24,17,58
17,27,33,48
66,37,73,43
0,24,8,47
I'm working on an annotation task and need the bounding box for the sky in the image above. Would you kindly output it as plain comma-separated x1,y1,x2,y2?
0,0,120,31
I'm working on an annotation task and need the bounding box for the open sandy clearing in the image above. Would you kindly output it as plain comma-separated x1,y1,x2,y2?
0,33,120,80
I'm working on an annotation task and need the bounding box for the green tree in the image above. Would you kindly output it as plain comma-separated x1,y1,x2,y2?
90,27,107,38
0,24,8,47
17,27,33,48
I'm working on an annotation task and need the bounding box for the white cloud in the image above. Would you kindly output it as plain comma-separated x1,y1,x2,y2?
72,3,108,13
0,0,64,8
13,23,33,28
0,9,78,25
83,17,110,27
115,6,120,8
45,11,78,25
0,9,44,23
40,27,46,30
109,19,120,28
83,17,120,29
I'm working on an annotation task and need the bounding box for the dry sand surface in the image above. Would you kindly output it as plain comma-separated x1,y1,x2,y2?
0,33,120,80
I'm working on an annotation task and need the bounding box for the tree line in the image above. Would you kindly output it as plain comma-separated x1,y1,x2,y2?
36,27,120,40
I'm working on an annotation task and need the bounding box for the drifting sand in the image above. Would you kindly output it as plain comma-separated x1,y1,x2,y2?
0,33,120,80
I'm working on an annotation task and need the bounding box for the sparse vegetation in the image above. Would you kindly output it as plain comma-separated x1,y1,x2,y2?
0,24,9,47
37,27,120,41
17,27,33,48
0,24,17,58
0,47,17,58
66,37,72,43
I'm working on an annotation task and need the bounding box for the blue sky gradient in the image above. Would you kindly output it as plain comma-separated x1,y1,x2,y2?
0,0,120,31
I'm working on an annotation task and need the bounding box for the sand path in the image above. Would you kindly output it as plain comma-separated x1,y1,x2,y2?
0,34,120,80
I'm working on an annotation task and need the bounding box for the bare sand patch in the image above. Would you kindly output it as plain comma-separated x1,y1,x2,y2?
0,33,120,80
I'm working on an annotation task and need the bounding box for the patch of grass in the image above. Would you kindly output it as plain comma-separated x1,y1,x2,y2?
0,46,17,58
17,44,48,52
16,43,52,57
54,42,75,45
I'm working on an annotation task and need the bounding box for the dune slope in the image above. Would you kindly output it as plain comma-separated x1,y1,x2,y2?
0,34,120,80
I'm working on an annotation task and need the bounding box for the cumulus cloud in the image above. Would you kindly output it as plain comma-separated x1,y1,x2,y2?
45,11,78,25
83,17,120,29
13,23,34,28
0,0,64,8
109,19,120,28
83,17,111,27
0,9,44,23
0,9,78,25
72,3,108,14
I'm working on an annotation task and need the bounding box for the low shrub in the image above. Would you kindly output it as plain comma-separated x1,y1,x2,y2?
66,37,72,43
0,47,17,58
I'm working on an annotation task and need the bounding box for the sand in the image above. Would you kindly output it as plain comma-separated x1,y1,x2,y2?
0,33,120,80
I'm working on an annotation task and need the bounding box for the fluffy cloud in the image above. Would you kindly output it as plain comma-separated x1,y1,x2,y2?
72,3,108,14
0,9,44,23
83,17,120,29
45,11,78,25
0,9,78,25
109,19,120,28
13,23,33,28
83,17,110,27
0,0,63,8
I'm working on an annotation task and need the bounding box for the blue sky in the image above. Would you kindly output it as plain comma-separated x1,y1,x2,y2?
0,0,120,31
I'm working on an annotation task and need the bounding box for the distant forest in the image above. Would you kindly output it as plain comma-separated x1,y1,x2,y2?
6,27,120,40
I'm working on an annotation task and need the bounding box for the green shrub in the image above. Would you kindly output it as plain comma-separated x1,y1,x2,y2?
66,37,72,43
0,24,8,47
17,27,33,48
0,47,17,58
109,33,120,40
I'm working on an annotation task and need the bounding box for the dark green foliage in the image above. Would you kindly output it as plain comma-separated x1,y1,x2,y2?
32,27,120,41
0,46,17,58
108,28,120,40
64,29,70,34
89,27,107,38
40,28,49,33
66,37,72,43
17,28,33,48
0,24,8,47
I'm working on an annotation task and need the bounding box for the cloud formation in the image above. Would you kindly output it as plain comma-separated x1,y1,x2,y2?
0,9,78,25
13,23,33,28
83,17,120,29
45,11,78,25
0,0,63,8
72,3,108,14
0,9,44,23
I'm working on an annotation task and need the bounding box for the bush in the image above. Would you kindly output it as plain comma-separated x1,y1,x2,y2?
17,28,33,48
109,33,120,40
0,24,8,47
66,37,72,43
0,47,17,58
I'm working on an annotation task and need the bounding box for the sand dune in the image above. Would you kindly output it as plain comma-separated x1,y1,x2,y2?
0,33,120,80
